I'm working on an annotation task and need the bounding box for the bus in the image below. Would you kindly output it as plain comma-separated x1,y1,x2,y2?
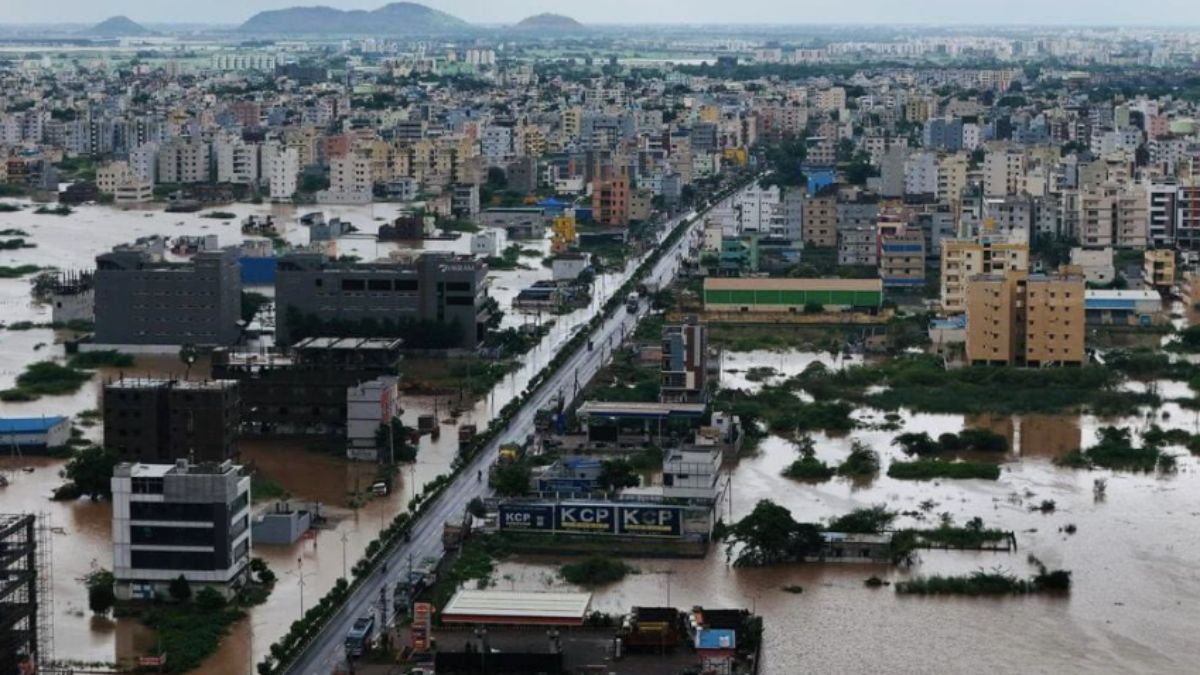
344,615,375,657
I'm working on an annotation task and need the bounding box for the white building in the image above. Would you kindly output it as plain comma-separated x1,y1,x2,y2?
158,137,210,184
319,154,373,204
661,445,721,501
552,252,592,282
215,136,259,185
471,230,501,258
111,460,251,600
733,183,781,234
481,125,514,167
129,142,159,185
904,151,939,196
346,376,399,461
263,142,299,201
211,53,277,71
1070,246,1116,285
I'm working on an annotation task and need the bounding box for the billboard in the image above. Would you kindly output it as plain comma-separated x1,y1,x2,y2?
498,504,555,531
555,504,617,534
499,502,685,538
617,505,682,537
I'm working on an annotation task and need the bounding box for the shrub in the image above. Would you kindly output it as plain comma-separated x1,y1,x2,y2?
169,575,192,602
560,556,634,586
887,459,1001,481
837,441,880,478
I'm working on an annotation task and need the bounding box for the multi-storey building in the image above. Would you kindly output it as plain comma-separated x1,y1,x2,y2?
274,252,490,348
103,378,240,463
660,318,708,404
802,193,837,248
157,137,211,184
940,239,1029,314
111,460,251,600
94,246,242,347
879,230,926,288
983,148,1027,197
215,136,259,185
1079,184,1148,249
966,268,1085,366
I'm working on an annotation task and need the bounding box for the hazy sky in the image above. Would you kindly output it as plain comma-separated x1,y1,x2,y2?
6,0,1200,26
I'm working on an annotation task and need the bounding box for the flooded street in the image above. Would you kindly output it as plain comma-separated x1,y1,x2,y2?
0,198,635,671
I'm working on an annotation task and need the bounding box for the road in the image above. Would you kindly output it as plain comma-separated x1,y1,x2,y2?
284,186,737,675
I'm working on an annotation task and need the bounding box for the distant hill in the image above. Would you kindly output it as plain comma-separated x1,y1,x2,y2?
514,13,585,31
239,2,469,35
83,16,154,37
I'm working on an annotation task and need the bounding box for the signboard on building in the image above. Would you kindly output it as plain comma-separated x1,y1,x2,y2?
411,603,433,652
498,503,555,531
498,502,686,538
555,503,617,534
617,505,682,537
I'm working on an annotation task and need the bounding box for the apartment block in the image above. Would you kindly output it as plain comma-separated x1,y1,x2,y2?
1144,249,1175,289
966,268,1085,367
157,137,211,184
940,240,1029,314
802,193,837,248
879,230,926,288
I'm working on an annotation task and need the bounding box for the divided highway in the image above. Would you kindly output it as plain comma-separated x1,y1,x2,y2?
284,186,739,674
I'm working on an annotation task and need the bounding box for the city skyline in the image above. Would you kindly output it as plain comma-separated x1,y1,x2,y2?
5,0,1200,27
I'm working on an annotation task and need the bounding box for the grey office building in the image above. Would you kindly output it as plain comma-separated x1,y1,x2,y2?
94,247,242,346
275,252,490,348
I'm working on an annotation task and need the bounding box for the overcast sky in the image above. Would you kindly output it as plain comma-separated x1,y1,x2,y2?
5,0,1200,26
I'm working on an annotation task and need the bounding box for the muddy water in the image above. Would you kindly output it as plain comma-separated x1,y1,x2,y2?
0,198,640,671
488,361,1200,675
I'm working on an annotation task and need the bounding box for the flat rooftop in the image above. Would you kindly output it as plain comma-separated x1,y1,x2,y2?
292,337,404,350
704,277,882,292
442,590,592,626
578,401,708,419
116,460,241,479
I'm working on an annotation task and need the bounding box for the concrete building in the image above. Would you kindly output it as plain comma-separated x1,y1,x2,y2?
94,246,242,348
661,445,722,501
274,252,490,348
703,278,883,313
551,252,591,282
346,376,399,461
1144,249,1176,289
660,318,708,404
1079,185,1148,249
213,338,402,437
111,460,251,600
263,142,299,201
966,268,1085,366
983,149,1027,197
1069,247,1116,286
879,230,926,288
215,136,259,185
157,137,211,184
319,154,373,204
592,177,630,227
940,240,1029,314
103,378,240,463
802,194,837,248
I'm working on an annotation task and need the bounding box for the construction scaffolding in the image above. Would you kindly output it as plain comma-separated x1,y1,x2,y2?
36,512,53,667
0,514,38,673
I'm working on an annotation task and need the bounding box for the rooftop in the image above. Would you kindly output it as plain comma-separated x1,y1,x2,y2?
577,401,708,419
441,590,592,626
292,337,404,351
117,459,242,479
704,277,882,292
0,416,68,433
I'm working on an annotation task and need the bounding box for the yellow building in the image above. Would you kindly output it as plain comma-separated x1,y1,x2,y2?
722,147,748,167
966,267,1085,367
1144,249,1175,289
550,215,577,254
940,239,1029,314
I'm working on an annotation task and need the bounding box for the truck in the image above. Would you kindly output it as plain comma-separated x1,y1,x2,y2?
344,615,376,657
393,557,439,616
442,509,473,552
625,292,640,312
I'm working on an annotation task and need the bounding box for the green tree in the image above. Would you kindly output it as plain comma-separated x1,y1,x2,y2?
492,463,532,497
169,575,192,602
63,446,119,500
195,586,226,611
84,568,115,615
597,459,639,492
725,500,824,567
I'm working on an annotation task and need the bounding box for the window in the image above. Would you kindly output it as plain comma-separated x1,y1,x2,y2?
395,279,418,292
368,279,391,291
341,279,366,292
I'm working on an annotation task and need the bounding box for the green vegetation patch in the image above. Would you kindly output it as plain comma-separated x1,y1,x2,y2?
67,350,134,369
1,361,93,401
887,459,1001,481
560,555,635,586
1056,427,1176,473
895,568,1070,596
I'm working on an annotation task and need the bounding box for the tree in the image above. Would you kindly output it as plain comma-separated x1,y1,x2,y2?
893,432,940,456
597,459,639,492
837,441,880,478
83,568,115,615
827,505,896,533
492,463,532,496
169,575,192,602
195,586,226,611
63,446,119,500
725,500,824,567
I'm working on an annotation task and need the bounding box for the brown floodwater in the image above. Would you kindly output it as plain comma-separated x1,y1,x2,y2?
0,198,636,672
